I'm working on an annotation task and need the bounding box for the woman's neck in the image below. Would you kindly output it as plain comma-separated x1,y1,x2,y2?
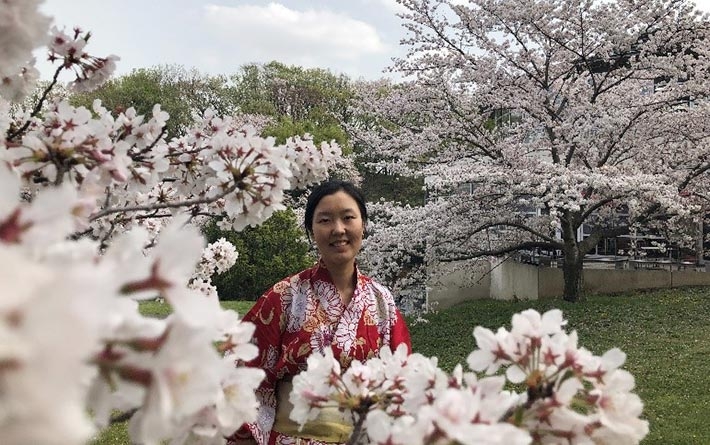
324,261,356,304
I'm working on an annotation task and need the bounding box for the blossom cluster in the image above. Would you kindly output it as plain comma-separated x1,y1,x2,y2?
0,6,342,444
0,163,264,445
48,26,120,92
190,238,239,299
290,309,648,445
0,0,50,101
195,238,239,279
2,95,341,240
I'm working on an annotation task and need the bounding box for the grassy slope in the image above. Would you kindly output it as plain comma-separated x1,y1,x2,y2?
93,288,710,444
409,288,710,445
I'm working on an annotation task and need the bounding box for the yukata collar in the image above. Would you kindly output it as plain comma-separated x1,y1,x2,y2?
313,258,365,284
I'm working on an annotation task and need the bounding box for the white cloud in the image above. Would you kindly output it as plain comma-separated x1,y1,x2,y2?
374,0,408,14
203,2,388,69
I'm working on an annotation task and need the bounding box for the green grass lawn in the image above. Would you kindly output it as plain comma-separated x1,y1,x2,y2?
409,287,710,445
93,288,710,444
137,299,256,319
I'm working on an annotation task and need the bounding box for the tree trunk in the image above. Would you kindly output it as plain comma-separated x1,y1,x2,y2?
562,249,584,302
561,217,584,302
697,203,705,268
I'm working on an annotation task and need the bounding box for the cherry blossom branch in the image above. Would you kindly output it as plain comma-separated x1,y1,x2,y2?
597,110,648,166
132,127,167,158
89,182,239,221
471,251,520,285
468,221,560,245
346,404,372,445
678,161,710,191
579,195,625,222
6,64,64,142
109,408,138,425
441,240,560,262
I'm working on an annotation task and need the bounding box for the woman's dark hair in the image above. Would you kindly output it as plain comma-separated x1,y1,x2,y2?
304,180,368,235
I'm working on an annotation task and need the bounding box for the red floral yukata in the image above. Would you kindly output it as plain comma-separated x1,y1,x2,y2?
228,261,411,445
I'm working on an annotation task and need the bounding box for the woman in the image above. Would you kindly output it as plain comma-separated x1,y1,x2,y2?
229,180,412,445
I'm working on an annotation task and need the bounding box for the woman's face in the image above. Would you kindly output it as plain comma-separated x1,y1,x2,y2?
311,190,364,269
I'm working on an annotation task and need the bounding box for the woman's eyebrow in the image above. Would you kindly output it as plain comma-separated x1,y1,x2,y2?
316,208,357,215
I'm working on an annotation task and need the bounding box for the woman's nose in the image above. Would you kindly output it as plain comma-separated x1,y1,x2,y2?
332,220,346,234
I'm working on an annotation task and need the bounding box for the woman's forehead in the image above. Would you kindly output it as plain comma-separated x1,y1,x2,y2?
314,191,360,213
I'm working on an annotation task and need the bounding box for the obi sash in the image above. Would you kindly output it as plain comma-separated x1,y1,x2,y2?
272,380,353,443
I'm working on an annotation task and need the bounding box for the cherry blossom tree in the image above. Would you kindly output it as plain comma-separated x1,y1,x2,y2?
351,0,710,301
0,2,341,444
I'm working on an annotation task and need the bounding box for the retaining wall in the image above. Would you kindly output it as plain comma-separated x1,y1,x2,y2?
426,260,710,306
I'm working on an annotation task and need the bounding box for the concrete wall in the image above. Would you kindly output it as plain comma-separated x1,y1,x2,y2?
427,259,710,306
583,269,671,295
538,267,564,298
490,260,539,300
671,270,710,287
427,260,490,309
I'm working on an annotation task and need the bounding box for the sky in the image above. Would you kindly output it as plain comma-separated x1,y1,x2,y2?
36,0,710,82
36,0,410,81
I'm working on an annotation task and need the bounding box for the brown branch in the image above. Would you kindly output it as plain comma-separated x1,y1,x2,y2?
346,404,372,445
7,64,65,142
441,240,561,262
469,221,559,244
578,195,624,222
109,408,138,424
472,251,519,284
89,182,238,221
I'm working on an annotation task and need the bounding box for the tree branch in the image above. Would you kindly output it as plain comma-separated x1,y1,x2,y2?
441,240,561,262
7,64,65,142
89,182,238,221
579,195,624,222
469,221,560,244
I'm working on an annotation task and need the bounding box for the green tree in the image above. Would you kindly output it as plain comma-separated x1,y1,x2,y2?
358,168,425,207
203,210,315,300
70,65,234,138
201,62,360,300
230,61,353,147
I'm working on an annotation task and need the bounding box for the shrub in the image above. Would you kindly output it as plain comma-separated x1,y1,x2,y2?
203,210,315,300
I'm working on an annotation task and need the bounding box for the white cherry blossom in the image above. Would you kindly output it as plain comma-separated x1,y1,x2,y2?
290,309,648,444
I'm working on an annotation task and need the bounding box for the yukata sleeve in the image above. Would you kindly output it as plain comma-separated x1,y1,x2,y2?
390,307,412,354
369,279,413,356
228,288,284,445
